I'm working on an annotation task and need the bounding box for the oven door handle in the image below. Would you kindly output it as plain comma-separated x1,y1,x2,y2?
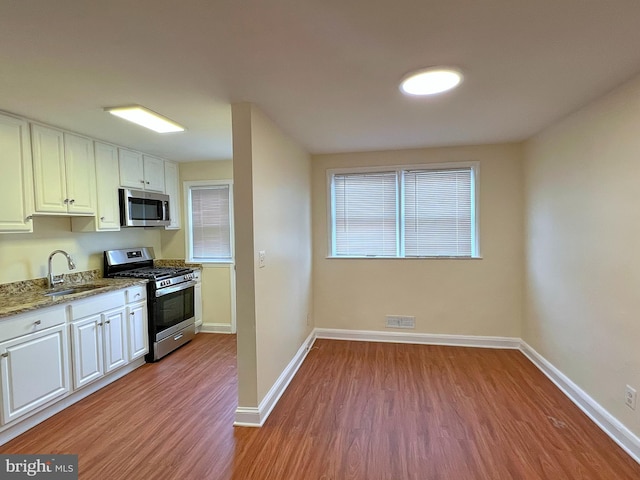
155,280,197,297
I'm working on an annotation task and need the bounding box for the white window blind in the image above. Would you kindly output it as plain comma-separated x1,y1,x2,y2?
333,172,398,256
329,163,478,258
404,168,473,256
190,185,232,260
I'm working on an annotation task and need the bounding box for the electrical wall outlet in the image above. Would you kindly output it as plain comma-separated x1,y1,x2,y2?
625,385,637,410
258,250,266,268
385,315,415,329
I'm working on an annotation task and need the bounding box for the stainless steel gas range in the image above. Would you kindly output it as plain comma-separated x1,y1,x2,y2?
104,247,196,361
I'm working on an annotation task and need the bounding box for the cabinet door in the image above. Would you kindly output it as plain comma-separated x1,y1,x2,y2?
0,113,34,233
119,148,144,189
143,155,165,192
127,302,148,361
164,161,180,229
70,314,104,389
31,124,67,213
64,133,96,214
0,325,69,425
194,282,202,327
94,142,121,230
103,308,127,373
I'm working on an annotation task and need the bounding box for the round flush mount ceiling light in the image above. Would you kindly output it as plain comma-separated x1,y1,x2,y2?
400,67,463,96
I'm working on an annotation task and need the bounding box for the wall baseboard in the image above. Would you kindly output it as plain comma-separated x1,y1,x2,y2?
234,330,315,427
314,327,521,349
200,323,233,334
520,341,640,464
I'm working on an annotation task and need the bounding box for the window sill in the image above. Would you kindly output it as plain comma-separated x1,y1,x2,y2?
325,255,483,260
189,260,235,267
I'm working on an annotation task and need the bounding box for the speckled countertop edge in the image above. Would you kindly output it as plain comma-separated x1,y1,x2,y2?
0,270,148,319
155,259,203,269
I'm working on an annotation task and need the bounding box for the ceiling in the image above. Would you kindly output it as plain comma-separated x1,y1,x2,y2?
2,0,640,162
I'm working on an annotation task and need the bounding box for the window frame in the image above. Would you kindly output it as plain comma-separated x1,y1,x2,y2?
326,161,481,259
184,179,235,264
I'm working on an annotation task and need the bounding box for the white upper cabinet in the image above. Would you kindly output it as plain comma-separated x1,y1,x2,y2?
118,148,144,189
64,133,97,214
71,141,121,233
164,160,180,230
0,112,34,233
94,142,121,230
31,124,96,215
119,149,165,193
31,124,66,213
142,155,165,192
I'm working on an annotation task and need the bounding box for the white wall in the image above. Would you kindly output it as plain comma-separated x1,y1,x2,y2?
312,144,524,337
233,103,313,407
0,216,161,284
524,73,640,436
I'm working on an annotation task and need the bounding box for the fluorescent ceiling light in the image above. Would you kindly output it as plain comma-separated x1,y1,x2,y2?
400,67,463,96
105,105,185,133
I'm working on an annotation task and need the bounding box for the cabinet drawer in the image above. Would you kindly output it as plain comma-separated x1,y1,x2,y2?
0,305,67,343
69,290,125,320
125,286,146,304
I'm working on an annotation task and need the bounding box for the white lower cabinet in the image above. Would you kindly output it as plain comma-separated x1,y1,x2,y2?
194,269,202,330
104,308,127,372
70,314,103,389
70,306,128,389
0,286,147,435
0,324,69,425
126,301,148,361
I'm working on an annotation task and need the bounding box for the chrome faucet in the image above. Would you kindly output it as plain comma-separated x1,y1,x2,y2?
47,250,76,289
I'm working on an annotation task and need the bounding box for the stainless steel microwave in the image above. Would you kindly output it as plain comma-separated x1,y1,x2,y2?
119,188,170,227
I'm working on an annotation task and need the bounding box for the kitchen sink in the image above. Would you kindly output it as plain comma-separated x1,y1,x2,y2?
43,285,102,297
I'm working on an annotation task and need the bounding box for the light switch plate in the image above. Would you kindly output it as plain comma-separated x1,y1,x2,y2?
258,250,266,268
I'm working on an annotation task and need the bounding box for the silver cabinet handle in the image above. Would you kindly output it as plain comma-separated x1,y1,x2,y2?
100,216,105,221
97,322,103,326
140,180,145,184
34,320,41,326
130,312,135,316
146,181,150,184
105,320,110,324
69,199,75,204
63,199,69,204
1,352,7,358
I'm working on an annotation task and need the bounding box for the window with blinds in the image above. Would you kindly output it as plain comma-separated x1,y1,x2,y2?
186,182,234,262
333,172,398,256
329,163,478,258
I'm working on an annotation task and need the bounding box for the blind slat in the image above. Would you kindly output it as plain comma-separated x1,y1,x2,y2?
334,172,397,256
404,169,472,256
190,185,232,259
331,166,476,257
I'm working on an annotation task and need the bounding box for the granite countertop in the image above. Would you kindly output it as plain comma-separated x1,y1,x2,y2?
155,259,203,269
0,270,147,319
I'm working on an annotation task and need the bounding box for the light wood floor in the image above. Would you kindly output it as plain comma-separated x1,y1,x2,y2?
2,334,639,479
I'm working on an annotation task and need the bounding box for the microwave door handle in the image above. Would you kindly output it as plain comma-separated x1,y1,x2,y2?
164,201,170,222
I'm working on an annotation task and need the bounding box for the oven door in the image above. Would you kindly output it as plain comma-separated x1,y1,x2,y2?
151,281,196,341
